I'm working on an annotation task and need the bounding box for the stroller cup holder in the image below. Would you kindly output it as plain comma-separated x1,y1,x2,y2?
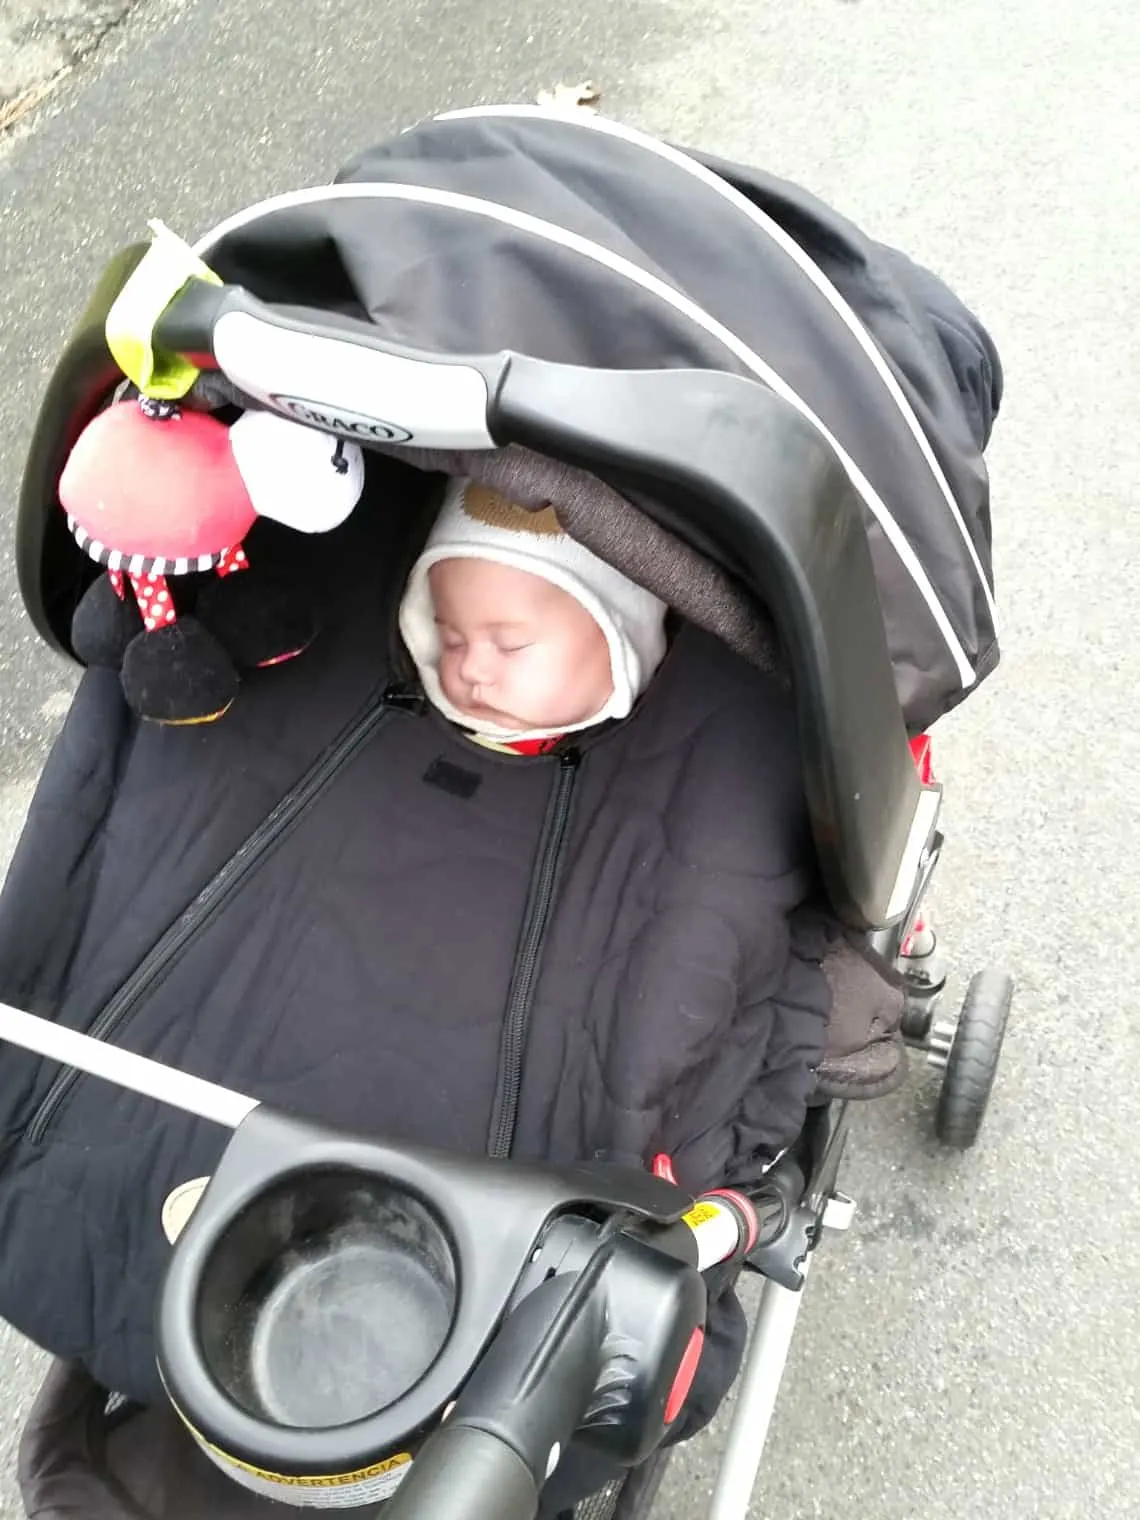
157,1104,710,1511
188,1169,458,1433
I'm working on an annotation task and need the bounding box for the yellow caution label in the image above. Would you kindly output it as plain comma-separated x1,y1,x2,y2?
681,1199,722,1229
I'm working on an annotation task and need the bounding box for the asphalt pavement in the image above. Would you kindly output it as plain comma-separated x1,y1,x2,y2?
2,0,1139,1516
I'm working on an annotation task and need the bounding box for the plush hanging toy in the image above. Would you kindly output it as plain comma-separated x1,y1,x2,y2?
58,395,365,724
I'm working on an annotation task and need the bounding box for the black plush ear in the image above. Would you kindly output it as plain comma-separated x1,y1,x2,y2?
195,571,318,671
120,618,239,725
71,574,143,669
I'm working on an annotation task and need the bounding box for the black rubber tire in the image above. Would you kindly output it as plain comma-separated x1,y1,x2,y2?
900,999,934,1046
934,970,1013,1149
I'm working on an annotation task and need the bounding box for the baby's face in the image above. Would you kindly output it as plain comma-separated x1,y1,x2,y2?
429,558,614,731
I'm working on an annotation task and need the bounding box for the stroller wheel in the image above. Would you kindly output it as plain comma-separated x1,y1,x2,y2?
929,970,1013,1149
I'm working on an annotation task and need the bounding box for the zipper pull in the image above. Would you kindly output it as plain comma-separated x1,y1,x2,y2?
382,681,428,715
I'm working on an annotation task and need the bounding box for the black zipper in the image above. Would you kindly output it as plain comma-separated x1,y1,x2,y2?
486,749,581,1160
26,686,411,1146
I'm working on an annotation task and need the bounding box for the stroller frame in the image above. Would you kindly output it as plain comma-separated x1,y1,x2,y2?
586,1102,859,1520
707,1101,854,1520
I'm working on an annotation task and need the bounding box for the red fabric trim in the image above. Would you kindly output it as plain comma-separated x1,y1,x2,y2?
909,733,934,784
664,1327,705,1424
501,736,564,756
652,1153,678,1185
704,1188,760,1256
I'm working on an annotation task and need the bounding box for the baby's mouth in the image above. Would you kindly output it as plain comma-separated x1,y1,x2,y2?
457,694,524,727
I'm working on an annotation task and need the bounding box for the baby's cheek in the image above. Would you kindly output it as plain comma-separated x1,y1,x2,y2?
437,650,462,697
565,645,615,719
540,647,605,720
506,654,552,709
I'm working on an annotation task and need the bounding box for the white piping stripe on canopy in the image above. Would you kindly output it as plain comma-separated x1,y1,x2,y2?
436,104,999,632
195,182,975,689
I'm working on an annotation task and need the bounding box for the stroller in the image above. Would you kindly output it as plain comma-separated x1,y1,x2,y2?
0,108,1010,1520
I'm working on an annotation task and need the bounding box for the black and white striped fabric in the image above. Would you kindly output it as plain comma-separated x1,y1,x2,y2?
64,513,233,576
193,108,1001,731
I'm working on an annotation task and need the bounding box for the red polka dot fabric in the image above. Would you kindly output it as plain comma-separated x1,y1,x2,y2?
216,545,250,578
129,572,176,633
106,544,252,633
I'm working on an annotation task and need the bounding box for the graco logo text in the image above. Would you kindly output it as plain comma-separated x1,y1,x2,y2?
270,395,414,443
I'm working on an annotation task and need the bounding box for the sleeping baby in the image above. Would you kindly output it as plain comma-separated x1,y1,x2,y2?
399,479,668,750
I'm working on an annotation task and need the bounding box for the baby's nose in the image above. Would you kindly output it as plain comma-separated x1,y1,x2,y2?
459,645,496,688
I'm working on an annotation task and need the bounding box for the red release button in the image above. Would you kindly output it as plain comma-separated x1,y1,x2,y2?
664,1327,705,1425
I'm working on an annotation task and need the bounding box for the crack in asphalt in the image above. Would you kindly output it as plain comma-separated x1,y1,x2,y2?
1,0,144,122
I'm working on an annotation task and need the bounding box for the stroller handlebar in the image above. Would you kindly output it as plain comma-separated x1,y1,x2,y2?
0,997,796,1520
381,1258,613,1520
0,1002,761,1515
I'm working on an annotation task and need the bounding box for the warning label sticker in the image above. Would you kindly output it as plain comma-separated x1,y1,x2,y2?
201,1442,412,1508
681,1199,721,1229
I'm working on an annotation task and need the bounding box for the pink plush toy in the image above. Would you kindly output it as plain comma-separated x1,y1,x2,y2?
59,396,364,724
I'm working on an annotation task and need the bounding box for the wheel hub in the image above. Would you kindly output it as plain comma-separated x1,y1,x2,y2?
926,1017,956,1071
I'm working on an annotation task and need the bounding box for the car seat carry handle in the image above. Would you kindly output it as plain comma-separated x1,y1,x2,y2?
155,279,938,931
155,279,506,450
491,355,943,937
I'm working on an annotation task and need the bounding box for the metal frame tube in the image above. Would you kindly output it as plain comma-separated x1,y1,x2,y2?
708,1259,812,1520
0,1000,257,1129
